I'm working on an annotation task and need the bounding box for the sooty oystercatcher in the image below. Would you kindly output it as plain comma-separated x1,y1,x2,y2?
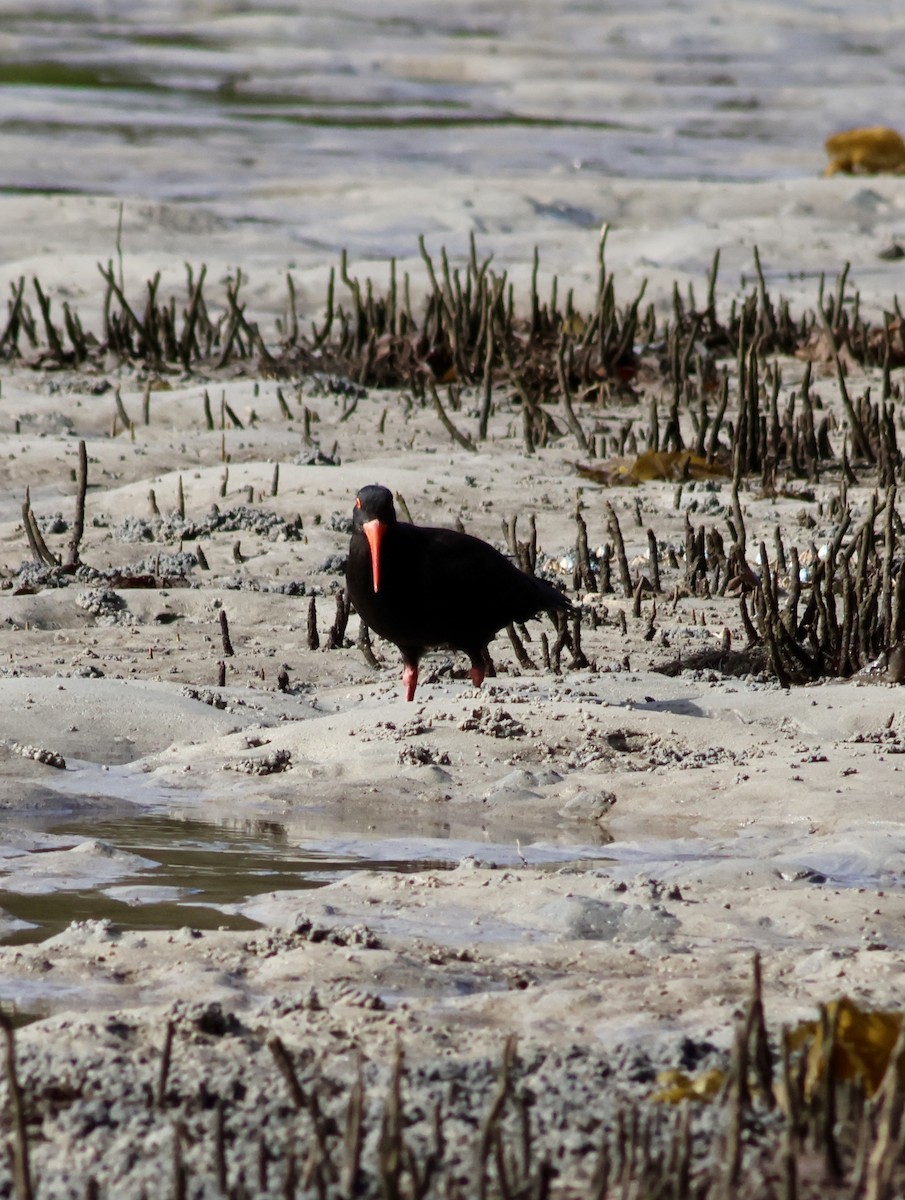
346,484,569,701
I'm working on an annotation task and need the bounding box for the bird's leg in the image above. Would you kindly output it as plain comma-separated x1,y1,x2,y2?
402,663,419,702
467,647,489,690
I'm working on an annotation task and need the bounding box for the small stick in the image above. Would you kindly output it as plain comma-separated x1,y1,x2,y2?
219,610,235,657
276,387,292,420
0,275,26,355
478,1036,517,1195
632,577,644,619
339,391,359,423
327,590,350,649
731,478,747,557
172,1125,188,1200
378,1043,405,1198
65,438,89,567
556,335,590,452
358,622,380,667
647,529,661,593
312,265,335,346
268,1035,307,1110
418,234,453,323
179,263,207,368
0,1008,34,1200
646,602,658,643
818,1003,844,1183
307,597,320,650
395,492,414,523
574,499,596,592
202,389,215,431
157,1020,175,1106
223,399,244,430
605,502,633,599
834,356,873,462
521,398,536,456
570,613,589,668
341,1056,366,1197
22,496,57,567
32,275,65,361
722,1019,749,1193
506,623,536,670
478,304,494,440
113,387,132,432
746,954,773,1107
428,381,477,452
284,272,299,344
785,546,801,634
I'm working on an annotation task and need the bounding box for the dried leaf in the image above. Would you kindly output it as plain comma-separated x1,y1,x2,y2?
575,450,730,487
794,329,859,369
562,312,586,337
824,126,905,177
867,316,905,365
789,997,904,1098
652,1067,724,1104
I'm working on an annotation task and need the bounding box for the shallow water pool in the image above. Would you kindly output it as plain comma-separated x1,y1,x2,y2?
0,812,461,946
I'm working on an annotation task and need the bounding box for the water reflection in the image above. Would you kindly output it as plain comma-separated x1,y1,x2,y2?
0,804,616,947
0,812,458,947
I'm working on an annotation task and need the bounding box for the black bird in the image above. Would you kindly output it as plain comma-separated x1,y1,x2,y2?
346,484,569,701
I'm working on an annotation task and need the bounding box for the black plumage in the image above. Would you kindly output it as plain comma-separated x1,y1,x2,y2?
346,484,569,700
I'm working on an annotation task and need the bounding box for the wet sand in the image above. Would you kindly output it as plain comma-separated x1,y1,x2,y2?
1,167,905,1191
2,181,905,1037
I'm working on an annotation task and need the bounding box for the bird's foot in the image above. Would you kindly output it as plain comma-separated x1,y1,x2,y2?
403,665,419,702
468,666,485,689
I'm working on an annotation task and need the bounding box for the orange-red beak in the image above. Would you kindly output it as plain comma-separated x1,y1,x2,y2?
362,518,386,592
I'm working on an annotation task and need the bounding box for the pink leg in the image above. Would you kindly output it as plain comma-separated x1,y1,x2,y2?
468,665,485,689
403,664,419,702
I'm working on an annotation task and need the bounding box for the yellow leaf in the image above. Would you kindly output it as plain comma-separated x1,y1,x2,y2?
575,450,731,487
790,997,905,1099
824,126,905,177
652,1067,725,1104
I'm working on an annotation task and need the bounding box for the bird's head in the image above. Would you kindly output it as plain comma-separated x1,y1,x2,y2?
352,485,396,593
